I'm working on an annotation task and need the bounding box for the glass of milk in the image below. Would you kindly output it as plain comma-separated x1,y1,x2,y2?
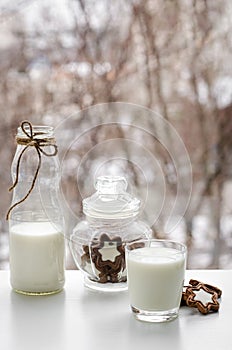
126,239,187,322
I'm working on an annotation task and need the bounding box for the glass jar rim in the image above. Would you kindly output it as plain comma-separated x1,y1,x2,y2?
125,238,187,253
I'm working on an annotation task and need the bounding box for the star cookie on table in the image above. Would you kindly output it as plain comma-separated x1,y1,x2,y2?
182,279,222,315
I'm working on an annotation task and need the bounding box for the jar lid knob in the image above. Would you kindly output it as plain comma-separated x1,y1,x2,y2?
95,176,127,194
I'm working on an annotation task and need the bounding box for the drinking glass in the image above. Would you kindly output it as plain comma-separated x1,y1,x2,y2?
126,239,187,322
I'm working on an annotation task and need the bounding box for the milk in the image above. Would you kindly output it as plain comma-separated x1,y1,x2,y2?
127,247,186,311
10,221,65,294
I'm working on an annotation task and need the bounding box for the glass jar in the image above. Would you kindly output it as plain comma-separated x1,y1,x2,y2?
70,176,152,292
8,121,65,295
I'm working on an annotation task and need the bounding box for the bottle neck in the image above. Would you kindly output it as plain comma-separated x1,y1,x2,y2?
6,122,60,221
17,125,54,139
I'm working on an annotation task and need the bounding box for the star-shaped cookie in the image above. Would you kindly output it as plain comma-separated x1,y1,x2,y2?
182,279,222,314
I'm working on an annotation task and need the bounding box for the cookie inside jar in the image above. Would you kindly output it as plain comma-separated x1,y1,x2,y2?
70,176,152,292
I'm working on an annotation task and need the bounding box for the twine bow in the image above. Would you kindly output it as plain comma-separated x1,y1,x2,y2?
6,120,58,220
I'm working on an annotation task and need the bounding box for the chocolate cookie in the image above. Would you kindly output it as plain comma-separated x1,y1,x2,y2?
182,279,222,314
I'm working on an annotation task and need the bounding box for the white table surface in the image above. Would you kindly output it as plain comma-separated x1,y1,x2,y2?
0,270,231,350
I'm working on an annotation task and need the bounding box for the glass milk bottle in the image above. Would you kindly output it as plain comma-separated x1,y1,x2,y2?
7,121,65,295
70,175,152,292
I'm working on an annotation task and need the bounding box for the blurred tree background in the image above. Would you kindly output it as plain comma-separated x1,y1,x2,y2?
0,0,232,269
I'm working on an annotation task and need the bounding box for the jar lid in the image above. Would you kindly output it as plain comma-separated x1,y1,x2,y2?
83,176,141,219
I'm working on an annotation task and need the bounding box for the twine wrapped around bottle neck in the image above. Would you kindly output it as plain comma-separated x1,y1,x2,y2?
6,120,58,220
